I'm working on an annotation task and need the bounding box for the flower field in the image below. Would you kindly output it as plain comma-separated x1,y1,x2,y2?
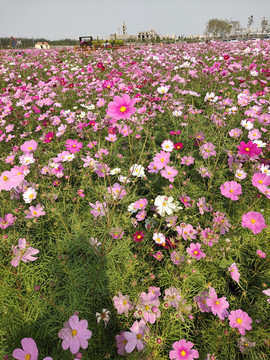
0,41,270,360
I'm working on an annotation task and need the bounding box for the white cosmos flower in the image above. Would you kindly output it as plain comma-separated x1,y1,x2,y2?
130,164,145,178
253,140,266,148
23,187,37,204
109,168,121,175
153,232,166,245
154,195,180,217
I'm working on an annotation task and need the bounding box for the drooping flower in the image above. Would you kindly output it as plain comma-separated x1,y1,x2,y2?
242,211,267,234
12,337,38,360
58,315,92,354
96,309,110,328
228,309,252,335
169,339,199,360
107,94,136,120
228,263,241,283
11,238,39,268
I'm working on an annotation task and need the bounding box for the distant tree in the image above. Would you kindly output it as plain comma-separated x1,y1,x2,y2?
205,19,232,38
261,17,269,33
248,15,254,28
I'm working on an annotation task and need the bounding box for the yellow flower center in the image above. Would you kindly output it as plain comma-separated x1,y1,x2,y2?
72,329,77,336
215,301,220,305
181,351,186,356
137,235,141,239
258,180,263,184
3,176,9,181
245,147,250,152
29,194,34,198
163,202,167,206
72,144,76,148
236,318,242,324
120,106,127,113
25,355,31,360
137,333,142,339
193,250,198,255
251,219,256,224
160,158,164,162
33,211,37,215
28,146,33,150
229,189,234,193
123,300,127,305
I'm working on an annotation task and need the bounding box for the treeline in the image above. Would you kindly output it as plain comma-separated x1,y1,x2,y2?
0,37,78,49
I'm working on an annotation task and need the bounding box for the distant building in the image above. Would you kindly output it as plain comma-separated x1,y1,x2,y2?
35,42,50,49
110,21,137,41
138,29,158,41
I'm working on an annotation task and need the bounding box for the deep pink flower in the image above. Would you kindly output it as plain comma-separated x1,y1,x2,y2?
58,315,92,354
13,337,38,360
107,94,136,120
228,263,240,283
43,131,54,143
228,309,252,335
65,139,83,153
169,339,199,360
237,141,262,157
220,181,242,201
242,211,267,234
186,243,205,260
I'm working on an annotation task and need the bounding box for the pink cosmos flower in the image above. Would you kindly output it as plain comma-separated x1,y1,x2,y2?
107,94,136,120
123,319,148,353
116,332,127,355
0,213,16,229
171,251,184,265
161,166,178,182
186,243,205,260
256,250,266,258
58,315,92,354
242,211,267,234
164,287,182,309
25,204,45,219
0,168,24,191
94,163,110,177
20,140,38,154
206,288,229,320
220,181,242,201
107,183,126,200
199,142,216,159
134,198,148,210
237,141,262,157
153,251,163,261
194,290,211,313
153,151,170,170
228,263,240,283
65,139,83,153
113,292,134,316
11,238,39,268
262,289,270,304
252,173,270,188
181,156,194,165
13,337,38,360
228,309,252,335
89,201,107,218
169,339,199,360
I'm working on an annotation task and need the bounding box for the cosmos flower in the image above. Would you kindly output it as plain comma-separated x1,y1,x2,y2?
107,94,136,120
228,309,252,335
242,211,267,234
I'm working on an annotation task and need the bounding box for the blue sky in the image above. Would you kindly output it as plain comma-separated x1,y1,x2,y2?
1,0,269,40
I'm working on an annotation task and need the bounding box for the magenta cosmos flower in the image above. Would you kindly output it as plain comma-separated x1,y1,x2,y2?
65,139,83,153
220,181,242,201
228,309,252,335
186,243,205,260
58,315,92,354
242,211,267,234
13,337,38,360
107,94,137,120
169,339,199,360
237,141,262,157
